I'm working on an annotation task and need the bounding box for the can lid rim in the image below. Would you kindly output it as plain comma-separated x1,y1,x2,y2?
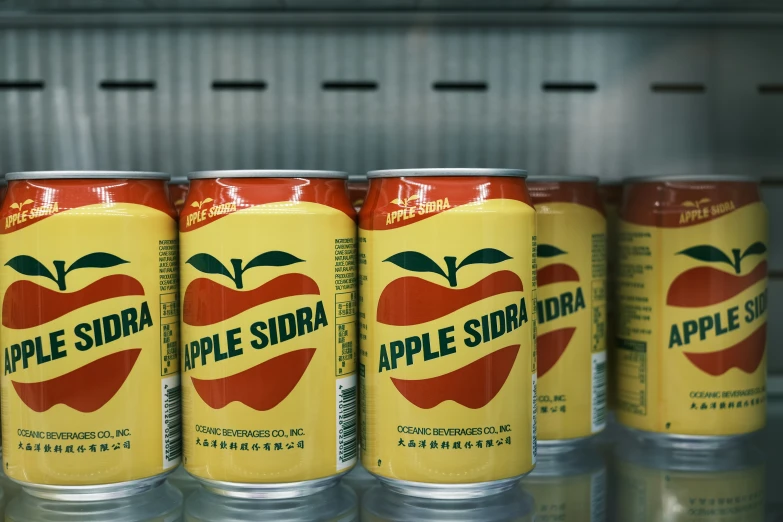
526,175,599,183
6,171,169,181
189,170,348,180
625,174,761,184
367,168,527,178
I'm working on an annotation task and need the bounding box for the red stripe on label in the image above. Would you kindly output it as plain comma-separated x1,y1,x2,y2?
390,344,520,409
12,349,141,413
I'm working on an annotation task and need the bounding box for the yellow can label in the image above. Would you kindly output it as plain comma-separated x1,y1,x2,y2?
616,202,767,435
360,192,537,484
522,468,606,522
0,188,180,485
181,195,357,483
535,202,606,440
617,459,764,522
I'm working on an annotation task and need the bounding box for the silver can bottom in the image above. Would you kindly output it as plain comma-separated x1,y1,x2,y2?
622,425,757,450
14,469,173,502
192,469,351,499
537,433,597,454
373,472,529,500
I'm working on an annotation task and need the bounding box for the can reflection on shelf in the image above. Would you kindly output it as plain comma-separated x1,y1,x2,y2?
360,483,534,521
342,458,377,503
184,482,357,521
520,446,607,522
168,465,201,500
5,481,182,522
615,439,764,522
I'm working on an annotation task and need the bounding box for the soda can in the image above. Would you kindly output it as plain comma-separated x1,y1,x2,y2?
6,481,183,522
615,438,764,522
347,175,368,213
185,483,358,521
180,170,358,498
0,171,181,500
360,168,537,498
361,484,534,521
167,174,189,214
527,176,607,449
598,181,623,413
520,448,607,522
616,175,767,445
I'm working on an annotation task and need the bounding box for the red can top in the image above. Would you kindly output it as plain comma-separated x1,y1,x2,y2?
360,171,532,231
621,175,761,228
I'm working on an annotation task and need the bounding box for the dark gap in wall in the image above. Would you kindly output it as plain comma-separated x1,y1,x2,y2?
99,80,156,90
322,81,378,91
433,81,488,91
758,84,783,94
651,83,706,93
212,80,268,90
542,82,597,92
0,80,45,90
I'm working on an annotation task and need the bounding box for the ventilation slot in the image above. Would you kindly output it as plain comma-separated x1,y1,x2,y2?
0,80,44,90
651,83,705,93
321,81,378,91
212,80,268,91
99,80,156,90
758,84,783,95
542,82,597,92
432,81,488,92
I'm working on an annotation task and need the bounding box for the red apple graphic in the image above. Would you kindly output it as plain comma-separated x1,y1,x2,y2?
183,251,320,327
378,248,523,409
667,242,767,375
183,250,321,410
2,252,144,412
536,244,580,378
190,348,316,411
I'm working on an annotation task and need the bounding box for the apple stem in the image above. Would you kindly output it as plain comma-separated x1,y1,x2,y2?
444,256,458,287
53,260,67,291
732,248,742,274
230,259,244,289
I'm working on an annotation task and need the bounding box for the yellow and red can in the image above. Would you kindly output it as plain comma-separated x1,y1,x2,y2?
616,175,767,443
180,170,358,498
360,168,537,498
0,171,180,500
598,181,623,412
527,176,607,446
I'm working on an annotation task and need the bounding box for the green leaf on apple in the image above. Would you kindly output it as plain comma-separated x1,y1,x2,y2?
5,255,57,283
67,252,129,274
741,242,767,260
187,253,234,282
676,245,733,267
384,251,449,281
458,248,512,269
244,251,304,272
538,244,567,258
